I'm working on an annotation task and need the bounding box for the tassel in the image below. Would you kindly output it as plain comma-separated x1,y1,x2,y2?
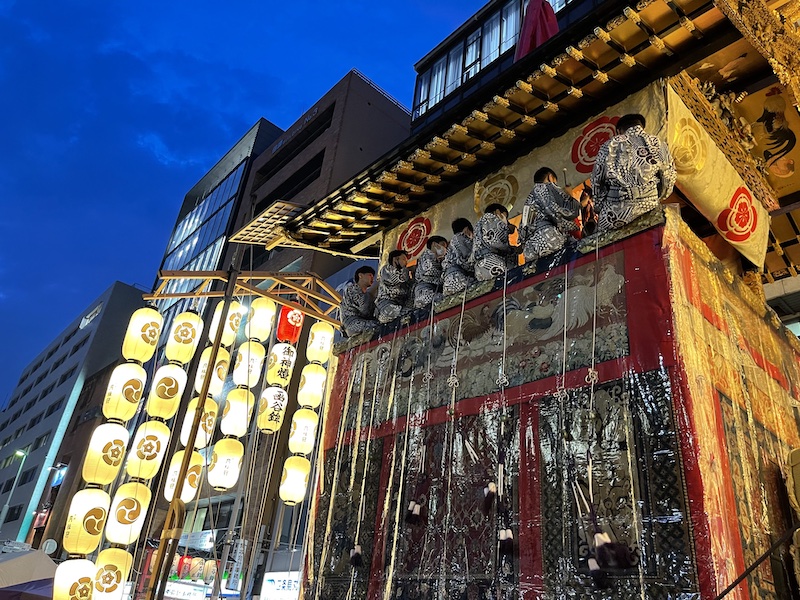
405,501,422,525
349,545,363,568
499,528,514,556
483,482,497,513
588,557,609,588
594,531,634,569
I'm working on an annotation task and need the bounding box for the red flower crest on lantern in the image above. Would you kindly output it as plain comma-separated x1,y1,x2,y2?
716,187,758,243
571,116,620,173
397,217,431,258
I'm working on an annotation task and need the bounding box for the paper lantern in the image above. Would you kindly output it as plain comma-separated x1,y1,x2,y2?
82,423,130,485
257,387,289,433
297,364,327,409
164,450,204,503
180,397,218,449
194,346,229,398
94,548,132,600
245,298,276,342
126,420,170,480
63,488,110,555
277,306,305,344
288,409,319,456
220,388,254,438
207,438,244,491
232,341,266,388
54,559,96,600
102,362,147,422
164,311,204,364
189,557,205,581
145,364,187,420
279,456,311,505
208,300,242,347
202,560,217,584
121,306,163,363
177,556,192,579
306,321,334,364
105,481,152,545
266,343,297,388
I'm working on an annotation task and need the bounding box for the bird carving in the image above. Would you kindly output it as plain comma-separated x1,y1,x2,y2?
534,264,625,341
448,305,492,347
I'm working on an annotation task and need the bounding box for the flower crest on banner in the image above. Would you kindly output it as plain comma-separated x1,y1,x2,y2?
716,186,758,242
473,170,519,216
571,116,620,173
397,217,431,258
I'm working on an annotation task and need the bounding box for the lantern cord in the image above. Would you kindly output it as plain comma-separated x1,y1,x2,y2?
346,325,403,600
313,351,361,600
381,342,419,599
437,286,469,600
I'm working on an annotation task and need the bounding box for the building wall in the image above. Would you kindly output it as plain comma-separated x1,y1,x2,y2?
0,281,144,541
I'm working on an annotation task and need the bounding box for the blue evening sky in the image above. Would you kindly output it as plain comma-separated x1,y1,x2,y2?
0,0,487,405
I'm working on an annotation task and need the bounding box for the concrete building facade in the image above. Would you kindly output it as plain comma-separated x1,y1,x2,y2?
0,281,145,543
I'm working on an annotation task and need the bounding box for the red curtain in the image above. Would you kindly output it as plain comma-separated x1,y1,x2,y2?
514,0,559,61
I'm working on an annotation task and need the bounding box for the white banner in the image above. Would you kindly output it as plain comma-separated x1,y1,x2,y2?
667,85,769,267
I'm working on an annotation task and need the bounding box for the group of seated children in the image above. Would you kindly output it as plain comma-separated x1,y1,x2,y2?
339,114,676,337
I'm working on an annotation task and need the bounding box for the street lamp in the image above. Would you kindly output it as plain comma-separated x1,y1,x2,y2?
0,450,28,536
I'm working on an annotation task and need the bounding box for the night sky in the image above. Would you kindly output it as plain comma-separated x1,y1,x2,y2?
0,0,487,405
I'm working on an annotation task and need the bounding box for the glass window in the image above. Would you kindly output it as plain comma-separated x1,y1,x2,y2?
1,480,12,493
501,0,521,53
482,12,502,68
429,56,447,108
465,30,482,81
415,71,431,117
446,45,464,96
6,505,22,522
32,433,49,450
19,468,35,486
46,397,64,417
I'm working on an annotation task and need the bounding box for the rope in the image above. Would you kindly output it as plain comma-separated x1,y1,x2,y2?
437,286,469,599
313,351,360,600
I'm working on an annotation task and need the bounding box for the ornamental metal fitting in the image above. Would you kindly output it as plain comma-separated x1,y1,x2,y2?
585,368,599,384
447,374,460,389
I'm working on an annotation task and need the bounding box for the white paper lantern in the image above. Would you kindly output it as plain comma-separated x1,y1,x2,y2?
163,450,204,503
189,557,205,581
257,387,289,433
207,438,244,491
126,420,170,480
209,300,243,347
194,346,230,398
63,488,110,555
121,307,163,363
54,559,96,600
279,456,311,506
220,388,254,438
245,298,276,342
82,423,130,486
102,362,147,422
232,341,266,388
105,482,151,545
94,548,132,600
288,409,319,456
180,397,218,449
306,321,334,364
164,311,204,364
202,560,217,584
297,364,327,409
266,343,297,388
145,363,187,420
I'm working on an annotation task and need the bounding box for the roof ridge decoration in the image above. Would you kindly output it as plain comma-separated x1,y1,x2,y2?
713,0,800,107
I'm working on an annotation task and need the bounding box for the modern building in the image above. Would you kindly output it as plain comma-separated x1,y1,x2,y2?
0,281,145,542
155,117,284,344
